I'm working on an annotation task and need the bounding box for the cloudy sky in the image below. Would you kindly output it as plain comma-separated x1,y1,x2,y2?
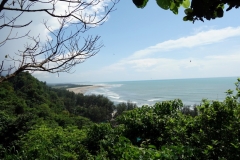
1,1,240,83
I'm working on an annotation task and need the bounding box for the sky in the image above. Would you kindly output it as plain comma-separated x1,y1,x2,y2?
1,0,240,83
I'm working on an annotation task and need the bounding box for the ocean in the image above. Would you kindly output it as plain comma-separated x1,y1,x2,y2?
83,77,239,107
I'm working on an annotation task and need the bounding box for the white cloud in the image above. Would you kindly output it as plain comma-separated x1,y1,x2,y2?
30,26,240,83
37,51,240,82
89,54,240,81
76,26,240,82
32,71,51,80
129,27,240,59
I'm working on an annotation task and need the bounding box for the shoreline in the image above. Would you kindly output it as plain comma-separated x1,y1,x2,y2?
67,85,103,94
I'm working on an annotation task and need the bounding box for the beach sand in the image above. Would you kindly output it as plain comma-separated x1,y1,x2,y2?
67,85,103,94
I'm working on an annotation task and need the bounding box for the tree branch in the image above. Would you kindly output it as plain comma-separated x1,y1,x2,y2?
0,0,119,83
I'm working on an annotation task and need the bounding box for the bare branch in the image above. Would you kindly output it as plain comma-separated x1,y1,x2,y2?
0,0,8,12
0,0,119,83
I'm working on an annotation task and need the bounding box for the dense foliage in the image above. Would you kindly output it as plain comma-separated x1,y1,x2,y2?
1,72,115,123
1,72,240,159
133,0,240,22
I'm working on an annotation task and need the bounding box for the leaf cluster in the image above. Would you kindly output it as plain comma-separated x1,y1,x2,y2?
133,0,190,14
133,0,240,22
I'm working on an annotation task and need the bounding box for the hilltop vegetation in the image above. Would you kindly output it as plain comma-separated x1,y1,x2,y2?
0,72,240,159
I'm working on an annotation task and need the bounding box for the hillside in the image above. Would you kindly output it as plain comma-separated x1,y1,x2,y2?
0,72,240,159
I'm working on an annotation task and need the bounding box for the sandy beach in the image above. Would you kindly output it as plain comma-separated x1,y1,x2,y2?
67,85,103,94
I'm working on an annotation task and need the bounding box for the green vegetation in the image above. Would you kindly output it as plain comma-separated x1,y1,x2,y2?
1,72,240,159
133,0,240,22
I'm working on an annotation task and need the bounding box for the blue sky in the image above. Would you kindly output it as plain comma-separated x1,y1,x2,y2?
2,1,240,83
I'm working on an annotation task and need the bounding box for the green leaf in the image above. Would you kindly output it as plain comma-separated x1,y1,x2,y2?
217,3,225,9
156,0,171,10
184,8,193,15
182,0,190,8
216,8,224,17
148,144,156,149
207,145,213,150
225,89,233,95
155,152,161,158
183,15,192,21
170,2,178,14
133,0,149,8
231,143,239,149
170,1,175,10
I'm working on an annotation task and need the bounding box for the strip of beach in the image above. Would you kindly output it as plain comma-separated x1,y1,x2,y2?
67,85,103,94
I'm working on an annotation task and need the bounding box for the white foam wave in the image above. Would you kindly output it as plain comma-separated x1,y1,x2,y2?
108,95,120,99
109,84,123,88
90,83,123,88
148,98,161,102
93,83,109,87
85,86,121,101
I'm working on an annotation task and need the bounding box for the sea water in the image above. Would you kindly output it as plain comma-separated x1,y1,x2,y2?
83,77,239,107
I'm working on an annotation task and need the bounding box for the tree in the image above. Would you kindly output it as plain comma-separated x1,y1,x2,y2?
132,0,240,22
19,125,89,159
0,0,119,83
115,101,137,117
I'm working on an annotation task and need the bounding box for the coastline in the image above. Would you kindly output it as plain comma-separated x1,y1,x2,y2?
67,85,103,94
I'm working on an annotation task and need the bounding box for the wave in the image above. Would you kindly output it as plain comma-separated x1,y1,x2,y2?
148,98,162,102
108,95,120,99
108,84,123,88
85,87,121,100
85,90,105,95
92,83,123,88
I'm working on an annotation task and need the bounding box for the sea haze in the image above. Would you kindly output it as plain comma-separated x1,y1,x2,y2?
82,77,238,107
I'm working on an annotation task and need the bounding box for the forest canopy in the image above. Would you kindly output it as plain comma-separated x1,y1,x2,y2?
1,72,240,159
